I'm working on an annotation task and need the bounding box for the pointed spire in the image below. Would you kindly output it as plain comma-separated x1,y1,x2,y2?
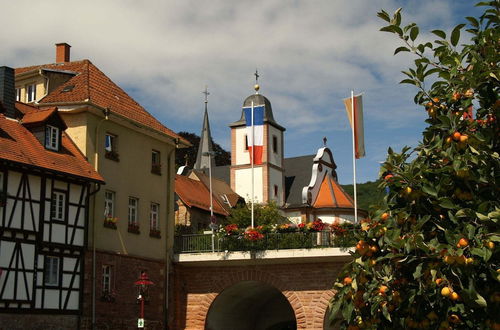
194,86,216,170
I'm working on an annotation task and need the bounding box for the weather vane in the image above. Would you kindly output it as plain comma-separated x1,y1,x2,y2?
202,85,210,104
254,69,260,94
323,137,327,146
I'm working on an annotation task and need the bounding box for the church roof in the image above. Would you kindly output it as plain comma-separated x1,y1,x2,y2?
229,93,285,131
194,108,215,170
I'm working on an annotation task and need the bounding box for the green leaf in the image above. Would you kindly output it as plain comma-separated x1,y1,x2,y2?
410,26,419,41
431,29,446,39
450,24,465,46
400,79,417,85
422,184,438,197
341,300,354,321
394,46,410,55
476,212,489,221
439,198,456,209
413,263,423,279
377,10,391,22
466,16,479,27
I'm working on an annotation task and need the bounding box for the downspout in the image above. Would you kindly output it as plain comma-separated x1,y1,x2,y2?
92,108,109,330
165,137,179,329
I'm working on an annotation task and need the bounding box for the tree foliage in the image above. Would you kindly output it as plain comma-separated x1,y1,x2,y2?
330,2,499,329
225,200,287,228
342,181,385,211
175,131,231,168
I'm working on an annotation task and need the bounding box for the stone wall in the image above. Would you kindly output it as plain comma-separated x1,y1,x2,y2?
171,261,345,329
0,314,79,330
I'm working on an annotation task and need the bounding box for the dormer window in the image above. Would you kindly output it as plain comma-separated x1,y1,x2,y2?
45,125,60,151
26,84,36,102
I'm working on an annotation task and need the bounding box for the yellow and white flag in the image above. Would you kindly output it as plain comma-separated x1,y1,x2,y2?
343,94,365,159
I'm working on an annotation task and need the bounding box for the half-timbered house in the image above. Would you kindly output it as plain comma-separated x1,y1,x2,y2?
0,66,104,328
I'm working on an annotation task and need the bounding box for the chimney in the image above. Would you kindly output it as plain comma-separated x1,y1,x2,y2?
56,43,71,63
0,66,16,119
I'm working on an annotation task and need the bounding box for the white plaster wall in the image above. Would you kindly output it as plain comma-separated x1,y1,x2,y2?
234,167,263,203
235,126,250,165
268,167,283,204
268,126,282,167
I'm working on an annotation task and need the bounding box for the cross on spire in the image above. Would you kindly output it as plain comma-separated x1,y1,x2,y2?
202,85,210,104
254,69,260,85
323,137,328,146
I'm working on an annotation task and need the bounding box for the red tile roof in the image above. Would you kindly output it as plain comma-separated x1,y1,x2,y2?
15,60,189,145
20,107,59,126
0,105,103,183
175,174,228,216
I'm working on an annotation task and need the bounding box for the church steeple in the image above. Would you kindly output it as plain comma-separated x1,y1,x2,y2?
194,86,216,170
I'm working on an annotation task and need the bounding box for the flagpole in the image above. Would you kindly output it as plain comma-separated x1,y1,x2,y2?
251,101,255,228
351,90,358,223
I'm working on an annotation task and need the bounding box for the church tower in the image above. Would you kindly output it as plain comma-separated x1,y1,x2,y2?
194,87,215,170
229,74,286,204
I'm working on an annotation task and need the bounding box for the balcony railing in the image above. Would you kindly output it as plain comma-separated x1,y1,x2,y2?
174,230,356,254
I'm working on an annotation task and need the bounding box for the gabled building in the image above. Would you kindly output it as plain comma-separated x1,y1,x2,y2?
0,66,103,329
14,44,190,329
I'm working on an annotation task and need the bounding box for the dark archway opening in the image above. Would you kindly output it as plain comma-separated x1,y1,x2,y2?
205,280,296,330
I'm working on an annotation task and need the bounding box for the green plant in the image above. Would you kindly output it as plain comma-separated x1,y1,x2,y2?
329,2,499,329
225,200,287,228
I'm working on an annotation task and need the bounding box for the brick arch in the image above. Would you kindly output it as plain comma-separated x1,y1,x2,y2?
198,269,307,329
313,290,336,329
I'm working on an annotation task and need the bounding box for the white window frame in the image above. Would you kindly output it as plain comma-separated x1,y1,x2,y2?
51,191,66,221
105,133,116,152
128,197,138,225
45,125,60,151
102,265,112,293
15,88,21,102
104,191,115,218
150,203,159,231
44,256,59,286
26,84,36,102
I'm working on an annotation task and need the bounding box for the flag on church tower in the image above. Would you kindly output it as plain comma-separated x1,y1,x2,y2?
243,104,264,165
343,94,365,159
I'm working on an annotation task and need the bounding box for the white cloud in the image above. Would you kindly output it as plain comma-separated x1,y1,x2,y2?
0,0,477,182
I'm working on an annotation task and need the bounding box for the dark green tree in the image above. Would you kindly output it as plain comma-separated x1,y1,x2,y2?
330,2,499,329
175,131,231,168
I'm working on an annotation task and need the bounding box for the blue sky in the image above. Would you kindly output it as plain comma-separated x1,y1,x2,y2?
0,0,482,184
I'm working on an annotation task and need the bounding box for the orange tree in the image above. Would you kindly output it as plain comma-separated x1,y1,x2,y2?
329,2,499,329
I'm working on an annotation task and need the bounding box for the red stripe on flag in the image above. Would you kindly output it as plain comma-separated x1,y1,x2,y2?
248,146,263,165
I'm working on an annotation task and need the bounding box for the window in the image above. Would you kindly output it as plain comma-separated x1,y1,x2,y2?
15,88,21,101
105,133,119,161
150,203,160,237
26,84,36,102
151,150,161,174
51,191,66,221
44,256,59,286
274,185,279,198
45,125,60,151
244,135,249,150
102,265,112,293
128,197,138,225
272,135,278,153
104,191,115,218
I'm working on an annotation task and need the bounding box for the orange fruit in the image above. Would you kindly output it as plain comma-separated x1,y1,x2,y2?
457,238,469,248
450,292,460,301
441,286,452,297
435,278,444,286
379,285,388,295
343,277,353,285
452,131,461,141
380,212,389,221
487,241,495,249
459,134,468,143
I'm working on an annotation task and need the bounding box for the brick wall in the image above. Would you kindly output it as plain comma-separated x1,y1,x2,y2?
171,261,345,329
0,314,78,330
80,250,165,330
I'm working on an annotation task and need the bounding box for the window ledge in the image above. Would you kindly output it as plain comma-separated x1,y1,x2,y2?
105,151,120,162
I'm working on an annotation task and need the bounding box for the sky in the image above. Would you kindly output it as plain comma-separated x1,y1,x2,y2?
0,0,482,184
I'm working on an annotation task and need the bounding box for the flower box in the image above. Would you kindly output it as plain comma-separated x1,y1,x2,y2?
151,163,162,175
100,290,116,303
149,229,161,238
103,217,118,229
128,223,140,234
105,150,120,162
